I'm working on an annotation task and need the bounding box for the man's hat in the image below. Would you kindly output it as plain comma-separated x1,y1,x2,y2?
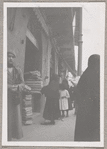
7,51,16,58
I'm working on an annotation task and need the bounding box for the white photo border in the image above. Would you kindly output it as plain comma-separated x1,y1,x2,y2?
2,2,105,147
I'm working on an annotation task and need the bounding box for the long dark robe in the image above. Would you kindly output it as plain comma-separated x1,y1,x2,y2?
68,86,75,110
74,56,100,141
8,66,24,141
41,84,60,121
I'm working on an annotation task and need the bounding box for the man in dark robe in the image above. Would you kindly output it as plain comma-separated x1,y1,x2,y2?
8,51,24,141
74,54,100,141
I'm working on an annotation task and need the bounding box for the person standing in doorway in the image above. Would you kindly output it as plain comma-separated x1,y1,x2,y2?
7,51,24,141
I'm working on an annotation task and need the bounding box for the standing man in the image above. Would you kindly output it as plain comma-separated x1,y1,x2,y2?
7,51,24,141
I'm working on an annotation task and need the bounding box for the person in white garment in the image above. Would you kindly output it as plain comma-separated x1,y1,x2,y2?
59,83,70,118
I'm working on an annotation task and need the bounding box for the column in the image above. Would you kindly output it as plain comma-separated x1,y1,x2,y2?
77,8,83,76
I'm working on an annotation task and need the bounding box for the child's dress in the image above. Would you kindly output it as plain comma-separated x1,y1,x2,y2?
59,90,70,110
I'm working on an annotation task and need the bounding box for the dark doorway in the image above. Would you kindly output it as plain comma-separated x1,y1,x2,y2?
24,36,41,113
24,37,40,74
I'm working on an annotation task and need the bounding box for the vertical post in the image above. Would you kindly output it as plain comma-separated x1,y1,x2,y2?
55,52,58,74
71,8,77,76
77,8,83,76
47,37,51,84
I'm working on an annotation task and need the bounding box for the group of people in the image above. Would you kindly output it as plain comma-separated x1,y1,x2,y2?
41,74,75,125
40,54,100,141
7,50,100,142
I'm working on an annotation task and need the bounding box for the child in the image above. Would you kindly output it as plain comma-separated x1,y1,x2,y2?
59,83,70,118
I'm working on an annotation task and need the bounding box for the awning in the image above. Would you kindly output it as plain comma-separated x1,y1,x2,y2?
41,8,76,76
32,8,82,76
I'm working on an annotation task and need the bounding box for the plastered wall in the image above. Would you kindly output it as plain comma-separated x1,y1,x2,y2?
7,8,30,73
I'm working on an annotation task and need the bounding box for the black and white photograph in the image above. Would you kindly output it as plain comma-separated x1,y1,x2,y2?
2,2,105,147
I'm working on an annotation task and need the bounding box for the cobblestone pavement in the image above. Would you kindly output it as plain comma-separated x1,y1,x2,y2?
19,109,76,141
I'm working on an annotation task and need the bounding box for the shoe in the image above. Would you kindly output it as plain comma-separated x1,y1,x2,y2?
58,117,64,121
41,122,49,125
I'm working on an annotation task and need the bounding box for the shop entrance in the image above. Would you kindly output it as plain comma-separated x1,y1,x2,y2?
24,37,40,75
24,36,41,113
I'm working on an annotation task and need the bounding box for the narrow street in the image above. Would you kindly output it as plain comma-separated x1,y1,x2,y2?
19,109,76,141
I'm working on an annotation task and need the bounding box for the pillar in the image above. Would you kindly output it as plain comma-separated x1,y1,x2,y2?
77,8,83,76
